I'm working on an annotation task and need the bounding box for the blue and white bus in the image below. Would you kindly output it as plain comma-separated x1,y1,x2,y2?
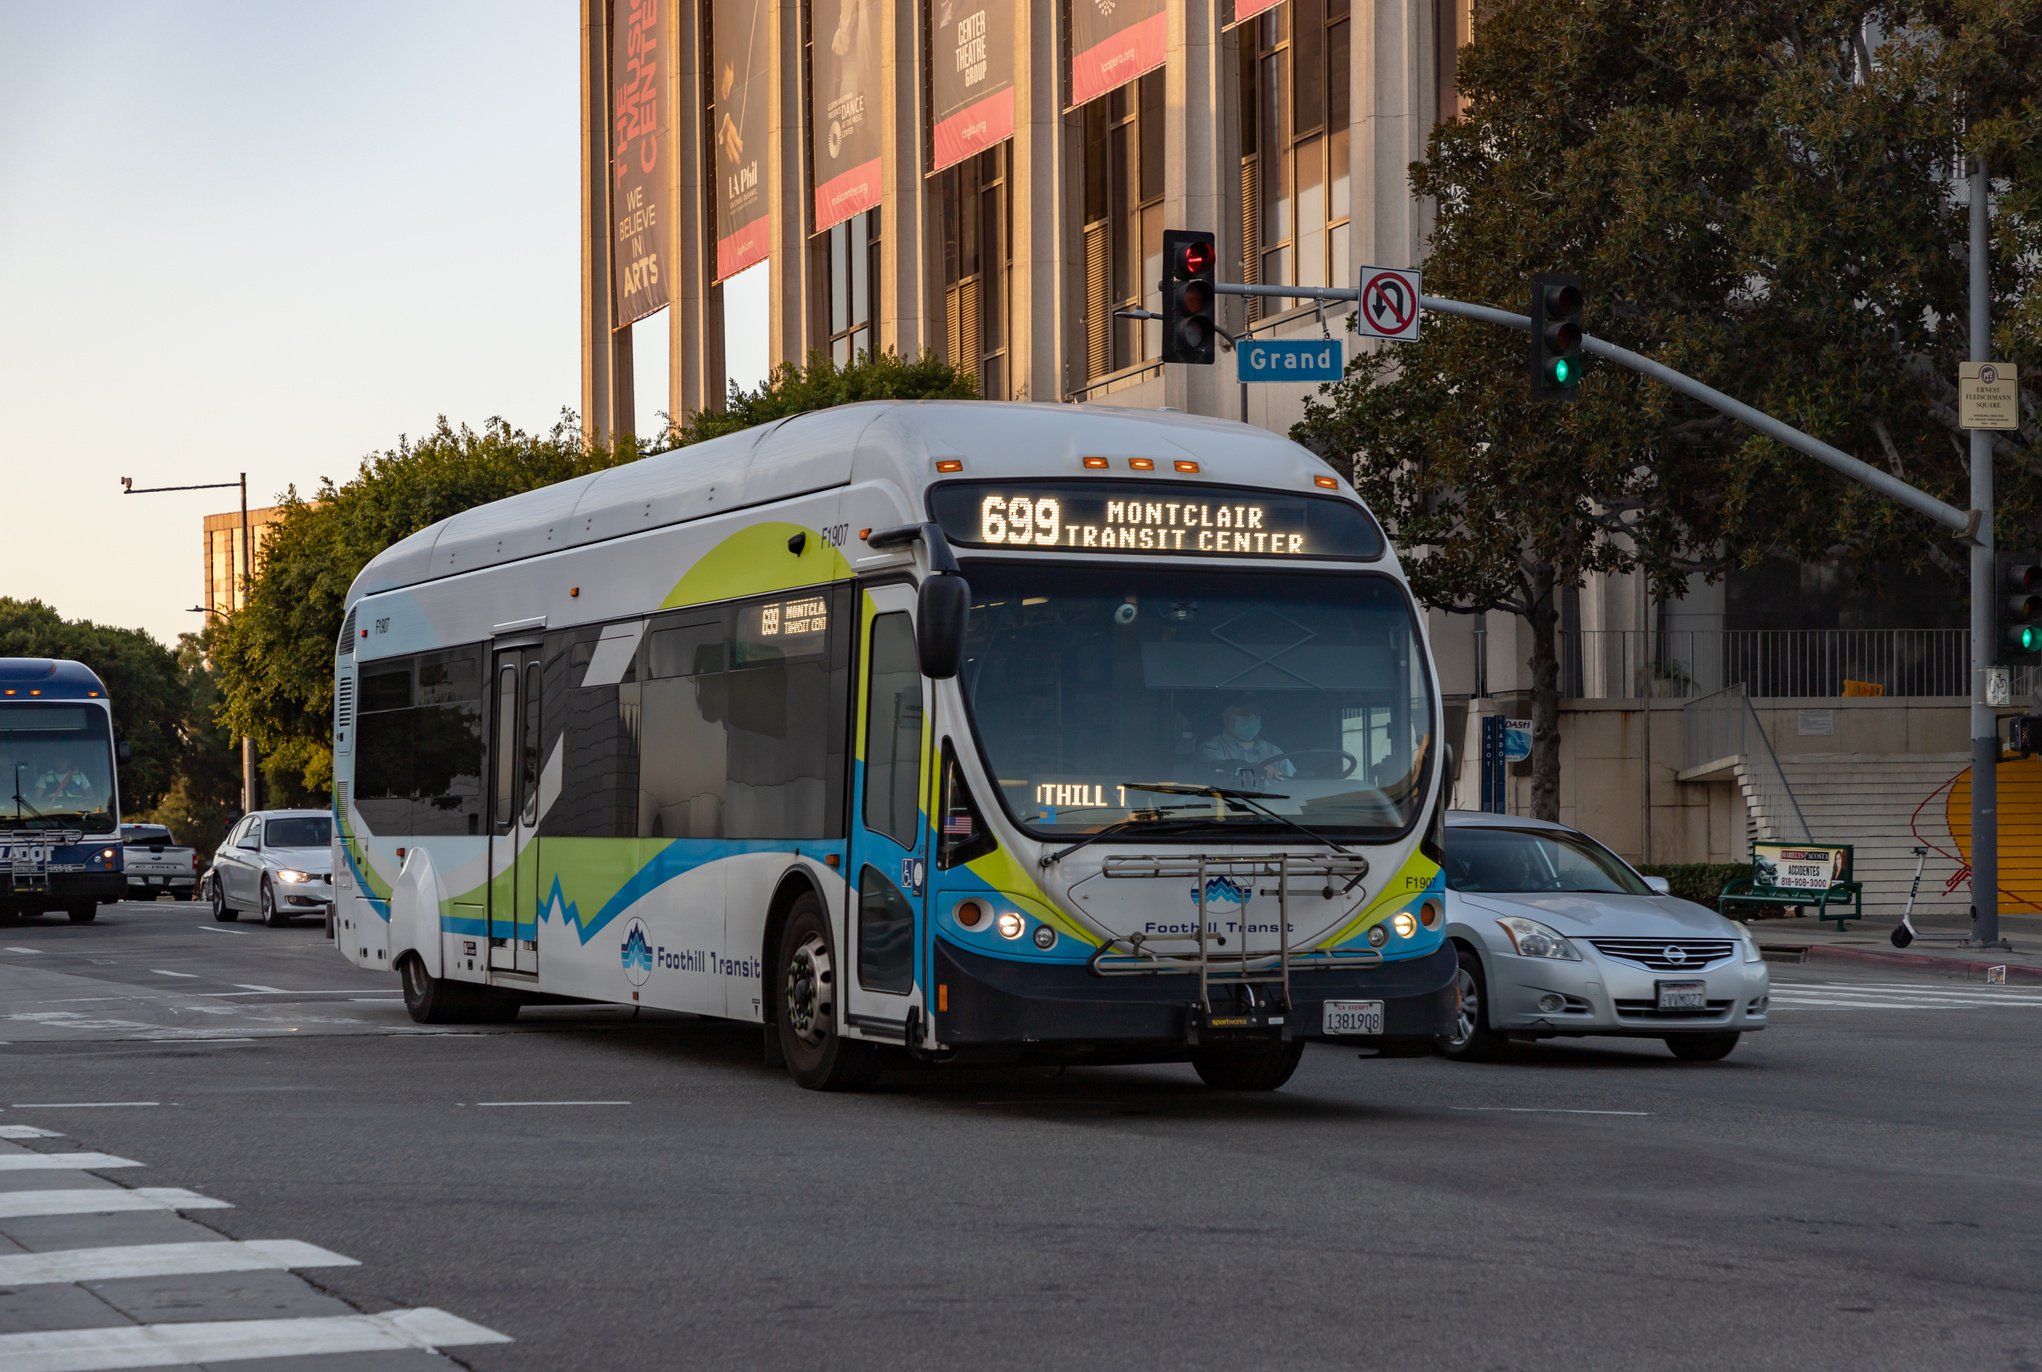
0,659,126,923
332,402,1454,1090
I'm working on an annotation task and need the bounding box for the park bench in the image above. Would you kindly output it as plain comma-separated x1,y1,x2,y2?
1719,842,1864,931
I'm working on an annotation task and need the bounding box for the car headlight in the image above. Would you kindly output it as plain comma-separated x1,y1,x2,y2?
1496,915,1580,960
277,869,313,884
1738,922,1764,963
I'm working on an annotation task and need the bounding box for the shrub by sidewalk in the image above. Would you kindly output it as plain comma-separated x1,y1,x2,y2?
1637,863,1758,915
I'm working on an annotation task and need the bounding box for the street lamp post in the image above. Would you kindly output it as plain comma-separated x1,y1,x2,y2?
122,472,257,814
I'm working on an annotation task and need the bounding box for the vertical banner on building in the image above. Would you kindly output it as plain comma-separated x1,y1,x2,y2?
712,0,772,279
810,0,884,231
1069,0,1166,107
928,0,1015,173
611,0,668,325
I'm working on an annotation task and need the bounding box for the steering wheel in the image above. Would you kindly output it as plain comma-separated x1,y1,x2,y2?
1216,749,1359,781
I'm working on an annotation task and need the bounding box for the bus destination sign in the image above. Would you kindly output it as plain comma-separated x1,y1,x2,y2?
928,480,1383,561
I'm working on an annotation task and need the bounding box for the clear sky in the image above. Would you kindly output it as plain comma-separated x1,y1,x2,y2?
0,1,768,649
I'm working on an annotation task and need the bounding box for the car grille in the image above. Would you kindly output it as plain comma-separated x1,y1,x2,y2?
1587,938,1737,971
1613,999,1736,1019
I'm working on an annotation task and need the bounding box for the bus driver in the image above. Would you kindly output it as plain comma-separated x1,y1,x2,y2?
1201,701,1295,785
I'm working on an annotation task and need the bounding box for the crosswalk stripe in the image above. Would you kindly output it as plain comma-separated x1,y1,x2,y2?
1775,981,2042,1000
0,1188,231,1220
0,1240,356,1287
0,1125,63,1139
0,1307,512,1372
0,1152,140,1172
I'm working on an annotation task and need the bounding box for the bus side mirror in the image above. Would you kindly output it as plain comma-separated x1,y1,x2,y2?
117,739,133,765
917,573,970,681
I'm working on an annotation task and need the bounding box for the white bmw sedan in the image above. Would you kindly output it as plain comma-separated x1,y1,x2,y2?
1438,812,1769,1062
206,810,335,927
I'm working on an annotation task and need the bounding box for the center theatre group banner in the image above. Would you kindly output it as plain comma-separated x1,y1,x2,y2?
811,0,884,231
1069,0,1166,107
712,0,772,279
612,0,669,323
929,1,1014,172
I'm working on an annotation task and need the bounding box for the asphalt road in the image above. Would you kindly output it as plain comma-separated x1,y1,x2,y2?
3,901,2040,1371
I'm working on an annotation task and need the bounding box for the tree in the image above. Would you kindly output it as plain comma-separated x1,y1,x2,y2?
1294,0,2040,820
669,350,981,447
147,627,241,857
0,598,184,811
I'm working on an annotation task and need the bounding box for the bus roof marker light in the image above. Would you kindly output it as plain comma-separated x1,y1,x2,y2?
1314,475,1340,489
569,587,580,598
935,459,965,473
1082,456,1110,469
1129,458,1155,470
1174,460,1200,473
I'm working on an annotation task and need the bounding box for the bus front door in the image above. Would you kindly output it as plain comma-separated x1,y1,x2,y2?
842,591,930,1034
487,646,543,975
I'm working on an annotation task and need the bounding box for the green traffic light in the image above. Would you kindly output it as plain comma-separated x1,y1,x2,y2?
1553,358,1572,385
2022,625,2040,653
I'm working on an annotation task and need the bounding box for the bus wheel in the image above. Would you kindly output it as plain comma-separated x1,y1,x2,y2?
66,903,97,924
399,954,518,1025
1191,1039,1305,1091
775,894,880,1091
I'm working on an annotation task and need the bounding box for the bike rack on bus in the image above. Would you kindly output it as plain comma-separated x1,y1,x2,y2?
4,829,79,898
1085,852,1378,1036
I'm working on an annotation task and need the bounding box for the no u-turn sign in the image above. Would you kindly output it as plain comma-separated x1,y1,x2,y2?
1357,265,1422,341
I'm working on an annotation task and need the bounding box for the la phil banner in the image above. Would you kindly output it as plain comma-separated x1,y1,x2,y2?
1069,0,1166,107
1227,0,1285,27
612,0,668,325
811,0,883,232
712,0,772,279
928,0,1015,173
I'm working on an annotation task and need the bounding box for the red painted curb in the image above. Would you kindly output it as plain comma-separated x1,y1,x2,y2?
1768,941,2042,984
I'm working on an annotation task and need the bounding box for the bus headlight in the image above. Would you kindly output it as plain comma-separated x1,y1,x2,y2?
1392,912,1416,939
1032,925,1057,950
997,911,1026,940
1366,924,1389,948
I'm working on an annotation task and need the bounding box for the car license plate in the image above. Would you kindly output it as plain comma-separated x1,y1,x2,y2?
1322,1000,1385,1036
1657,980,1707,1011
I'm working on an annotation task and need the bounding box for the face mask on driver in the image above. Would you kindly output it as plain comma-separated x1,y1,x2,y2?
1232,715,1260,742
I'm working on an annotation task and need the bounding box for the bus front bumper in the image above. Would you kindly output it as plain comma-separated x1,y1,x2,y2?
2,871,127,909
931,938,1457,1052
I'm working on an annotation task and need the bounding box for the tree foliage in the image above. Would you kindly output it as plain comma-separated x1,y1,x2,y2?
669,350,981,447
0,598,184,811
1294,0,2041,819
147,627,241,856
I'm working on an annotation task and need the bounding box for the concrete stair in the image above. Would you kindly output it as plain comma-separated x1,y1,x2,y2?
1767,753,1973,918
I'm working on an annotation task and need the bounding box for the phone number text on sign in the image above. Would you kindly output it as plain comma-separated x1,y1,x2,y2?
976,494,1307,555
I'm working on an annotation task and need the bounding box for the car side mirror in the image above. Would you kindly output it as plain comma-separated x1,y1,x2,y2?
1644,875,1672,896
916,573,970,681
116,739,133,765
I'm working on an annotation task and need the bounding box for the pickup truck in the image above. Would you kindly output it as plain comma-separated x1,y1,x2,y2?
121,823,199,901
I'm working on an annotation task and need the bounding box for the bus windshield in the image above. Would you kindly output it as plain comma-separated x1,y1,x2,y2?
955,562,1434,839
0,704,116,833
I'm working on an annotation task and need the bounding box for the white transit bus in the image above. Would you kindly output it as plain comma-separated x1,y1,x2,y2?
1,658,127,924
332,402,1453,1090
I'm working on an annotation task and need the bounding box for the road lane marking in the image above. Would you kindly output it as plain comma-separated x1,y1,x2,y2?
0,1125,63,1138
0,1152,143,1171
0,1239,354,1287
233,983,287,993
195,924,244,934
150,969,199,979
4,946,44,953
0,1187,231,1220
9,1101,160,1109
1450,1107,1655,1116
474,1100,632,1107
0,1307,511,1371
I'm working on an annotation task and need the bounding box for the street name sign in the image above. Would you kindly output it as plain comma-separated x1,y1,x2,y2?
1959,362,2019,430
1356,265,1422,341
1236,337,1345,383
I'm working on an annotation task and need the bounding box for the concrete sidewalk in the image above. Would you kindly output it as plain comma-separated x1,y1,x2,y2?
1753,908,2042,984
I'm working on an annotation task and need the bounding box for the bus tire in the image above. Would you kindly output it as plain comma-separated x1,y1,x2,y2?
399,953,518,1025
1191,1039,1305,1091
775,893,880,1091
66,903,97,924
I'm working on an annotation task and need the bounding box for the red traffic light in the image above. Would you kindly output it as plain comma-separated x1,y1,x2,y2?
1178,240,1214,277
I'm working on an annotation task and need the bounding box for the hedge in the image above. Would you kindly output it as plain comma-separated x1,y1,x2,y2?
1636,863,1755,915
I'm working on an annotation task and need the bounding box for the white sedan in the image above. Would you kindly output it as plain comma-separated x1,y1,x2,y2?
1438,812,1769,1062
206,810,335,927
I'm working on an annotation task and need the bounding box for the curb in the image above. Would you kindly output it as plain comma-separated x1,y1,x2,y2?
1760,941,2042,984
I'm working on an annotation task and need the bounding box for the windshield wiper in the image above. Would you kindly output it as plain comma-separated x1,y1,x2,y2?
1122,781,1364,866
10,765,45,825
1038,806,1212,868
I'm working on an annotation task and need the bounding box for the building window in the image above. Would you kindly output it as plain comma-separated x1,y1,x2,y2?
812,210,881,364
934,147,1011,399
1435,0,1471,123
1239,0,1350,319
1075,71,1165,384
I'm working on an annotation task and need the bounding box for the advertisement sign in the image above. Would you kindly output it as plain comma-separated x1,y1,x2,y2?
929,0,1016,173
1227,0,1285,26
711,0,772,280
810,0,884,232
1752,843,1849,892
1069,0,1166,108
611,0,668,325
1502,719,1532,762
1237,338,1344,383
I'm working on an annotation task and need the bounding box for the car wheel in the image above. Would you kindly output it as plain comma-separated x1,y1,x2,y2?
775,892,881,1091
66,903,97,924
260,879,285,927
1666,1032,1740,1062
1438,944,1508,1062
211,881,238,923
1191,1039,1306,1091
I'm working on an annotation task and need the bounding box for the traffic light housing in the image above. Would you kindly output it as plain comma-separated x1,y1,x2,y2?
1530,273,1583,400
1160,229,1217,366
1998,551,2042,663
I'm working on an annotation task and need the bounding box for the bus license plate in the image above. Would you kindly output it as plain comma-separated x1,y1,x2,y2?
1322,1000,1385,1036
1657,980,1707,1011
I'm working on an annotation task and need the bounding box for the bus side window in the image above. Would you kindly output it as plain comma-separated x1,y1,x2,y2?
863,613,923,847
936,742,995,870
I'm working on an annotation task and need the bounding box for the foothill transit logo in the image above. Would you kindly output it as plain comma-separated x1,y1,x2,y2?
620,918,655,986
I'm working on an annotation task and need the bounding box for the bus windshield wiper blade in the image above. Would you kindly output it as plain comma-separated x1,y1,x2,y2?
1038,807,1209,868
1122,781,1360,860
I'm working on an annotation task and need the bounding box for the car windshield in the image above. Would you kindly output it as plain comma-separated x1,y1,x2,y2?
1445,826,1653,896
954,562,1434,839
264,816,331,848
0,704,116,833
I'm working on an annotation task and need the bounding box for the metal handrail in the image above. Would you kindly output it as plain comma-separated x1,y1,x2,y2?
1682,684,1812,843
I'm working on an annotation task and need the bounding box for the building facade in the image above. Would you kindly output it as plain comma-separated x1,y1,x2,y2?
200,506,288,618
